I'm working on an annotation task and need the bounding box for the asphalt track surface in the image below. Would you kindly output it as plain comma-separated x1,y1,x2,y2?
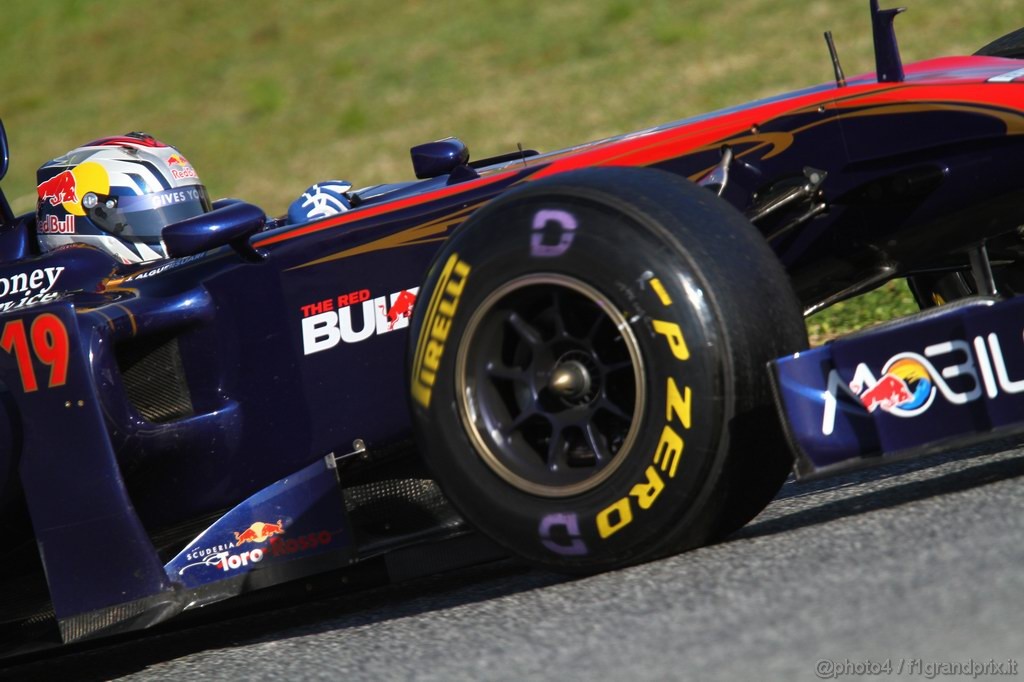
4,442,1023,682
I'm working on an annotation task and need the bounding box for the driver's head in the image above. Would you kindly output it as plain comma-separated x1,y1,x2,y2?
35,133,211,263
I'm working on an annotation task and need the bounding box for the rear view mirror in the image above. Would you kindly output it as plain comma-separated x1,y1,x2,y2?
162,200,266,261
0,118,13,226
411,138,470,179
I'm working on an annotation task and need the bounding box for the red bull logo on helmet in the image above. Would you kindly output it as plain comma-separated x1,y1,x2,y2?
165,153,197,180
37,170,78,206
36,161,110,216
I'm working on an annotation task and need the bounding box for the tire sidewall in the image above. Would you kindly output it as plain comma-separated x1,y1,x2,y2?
410,182,733,569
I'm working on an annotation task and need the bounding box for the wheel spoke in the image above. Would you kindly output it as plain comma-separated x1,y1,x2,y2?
549,290,568,338
507,311,545,350
546,428,569,471
584,422,612,463
502,406,542,436
585,310,606,342
602,359,633,373
486,360,529,384
597,397,632,423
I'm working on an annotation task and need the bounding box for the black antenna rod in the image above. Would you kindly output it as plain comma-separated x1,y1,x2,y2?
824,31,847,88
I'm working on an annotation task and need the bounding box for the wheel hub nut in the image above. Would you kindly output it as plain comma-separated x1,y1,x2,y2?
549,360,592,400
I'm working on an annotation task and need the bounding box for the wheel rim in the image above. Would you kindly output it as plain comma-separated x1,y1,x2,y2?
456,274,645,498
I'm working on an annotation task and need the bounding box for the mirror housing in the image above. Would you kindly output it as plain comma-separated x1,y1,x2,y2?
0,119,14,226
411,138,470,179
162,200,265,260
0,118,8,182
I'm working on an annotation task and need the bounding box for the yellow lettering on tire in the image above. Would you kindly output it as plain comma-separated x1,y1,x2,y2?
653,425,685,478
631,465,665,510
666,378,692,430
651,319,690,360
649,277,673,306
596,498,633,539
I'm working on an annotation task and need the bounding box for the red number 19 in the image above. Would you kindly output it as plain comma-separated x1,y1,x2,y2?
0,314,70,392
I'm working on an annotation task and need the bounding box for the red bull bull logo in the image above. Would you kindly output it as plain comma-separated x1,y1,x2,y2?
37,170,78,206
850,356,936,417
233,519,286,545
36,161,110,216
858,374,914,412
166,154,197,180
381,289,417,331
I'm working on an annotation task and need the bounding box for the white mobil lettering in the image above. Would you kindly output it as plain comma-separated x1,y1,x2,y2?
821,332,1024,435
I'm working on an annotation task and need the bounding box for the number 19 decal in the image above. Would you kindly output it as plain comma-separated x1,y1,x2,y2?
0,314,70,392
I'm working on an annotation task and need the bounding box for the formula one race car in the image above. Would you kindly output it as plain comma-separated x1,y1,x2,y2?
3,0,1024,654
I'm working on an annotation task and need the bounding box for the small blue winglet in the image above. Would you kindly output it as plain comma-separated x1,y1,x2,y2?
871,0,906,83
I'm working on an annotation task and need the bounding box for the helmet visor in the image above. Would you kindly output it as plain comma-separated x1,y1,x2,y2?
87,186,211,242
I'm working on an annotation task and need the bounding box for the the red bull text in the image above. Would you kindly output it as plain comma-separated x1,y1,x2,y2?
301,287,419,355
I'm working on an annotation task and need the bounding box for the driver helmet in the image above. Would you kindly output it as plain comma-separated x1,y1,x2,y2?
35,132,211,263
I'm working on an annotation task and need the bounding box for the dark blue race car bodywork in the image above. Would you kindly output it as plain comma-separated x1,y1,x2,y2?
2,1,1024,653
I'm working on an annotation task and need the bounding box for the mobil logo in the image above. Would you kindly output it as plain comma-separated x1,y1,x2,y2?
854,355,935,416
302,287,419,355
822,333,1024,435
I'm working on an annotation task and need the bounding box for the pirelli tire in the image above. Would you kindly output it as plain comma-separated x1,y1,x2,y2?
408,167,807,572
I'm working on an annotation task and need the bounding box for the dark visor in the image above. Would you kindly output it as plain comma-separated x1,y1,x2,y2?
87,186,211,242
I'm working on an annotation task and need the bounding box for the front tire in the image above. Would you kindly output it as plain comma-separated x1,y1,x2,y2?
409,167,806,571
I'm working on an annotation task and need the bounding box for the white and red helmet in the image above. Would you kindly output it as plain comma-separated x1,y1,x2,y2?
35,133,211,263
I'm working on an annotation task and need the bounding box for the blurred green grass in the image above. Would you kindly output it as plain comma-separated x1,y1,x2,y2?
2,0,1020,338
